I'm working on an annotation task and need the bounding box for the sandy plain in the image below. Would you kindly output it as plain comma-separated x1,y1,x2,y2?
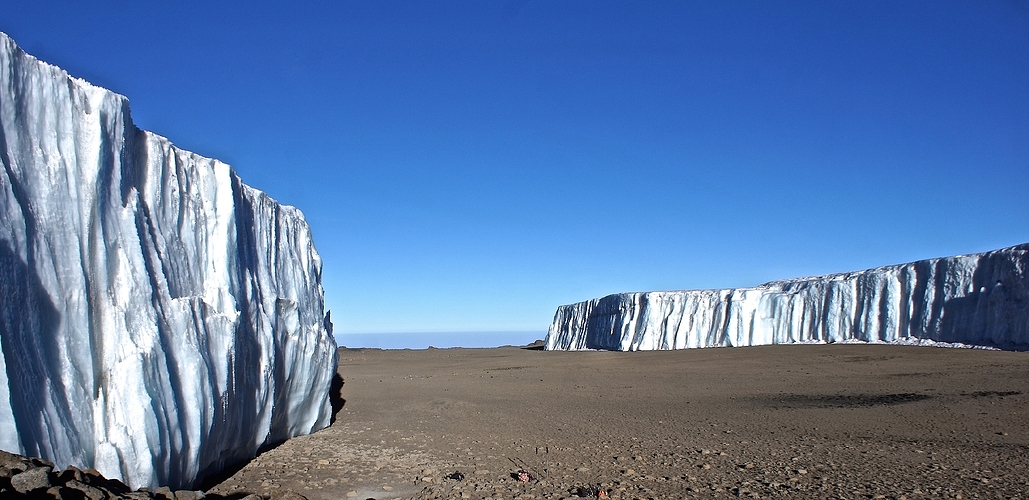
207,343,1029,500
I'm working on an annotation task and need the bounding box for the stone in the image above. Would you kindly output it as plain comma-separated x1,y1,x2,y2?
122,489,158,497
174,490,205,500
57,466,87,484
0,450,32,474
65,479,108,500
11,467,53,493
46,487,69,500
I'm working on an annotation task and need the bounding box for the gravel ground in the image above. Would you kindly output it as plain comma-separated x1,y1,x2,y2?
207,343,1029,500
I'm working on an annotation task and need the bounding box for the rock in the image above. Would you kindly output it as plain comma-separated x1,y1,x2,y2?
123,493,158,500
0,450,32,475
57,466,86,484
174,490,205,500
65,479,108,500
45,487,68,500
10,467,52,493
11,467,53,493
279,491,308,500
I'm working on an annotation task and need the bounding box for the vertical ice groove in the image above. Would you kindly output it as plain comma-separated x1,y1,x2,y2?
0,32,337,490
547,244,1029,351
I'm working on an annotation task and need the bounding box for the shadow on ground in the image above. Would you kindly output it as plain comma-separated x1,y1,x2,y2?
330,372,346,423
198,373,346,493
761,393,933,409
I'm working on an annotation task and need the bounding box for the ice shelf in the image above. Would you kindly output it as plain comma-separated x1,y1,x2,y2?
0,32,337,489
547,244,1029,351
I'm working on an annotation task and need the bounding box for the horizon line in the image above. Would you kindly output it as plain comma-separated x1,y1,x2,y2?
336,329,547,335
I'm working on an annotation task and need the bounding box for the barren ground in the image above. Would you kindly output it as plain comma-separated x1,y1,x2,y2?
207,344,1029,499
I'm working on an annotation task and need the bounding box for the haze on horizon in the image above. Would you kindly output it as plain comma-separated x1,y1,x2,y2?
3,1,1027,348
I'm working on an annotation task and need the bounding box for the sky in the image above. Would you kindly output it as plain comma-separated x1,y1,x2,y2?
3,1,1028,348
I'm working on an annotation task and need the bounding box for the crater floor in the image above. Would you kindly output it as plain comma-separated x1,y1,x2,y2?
208,344,1029,499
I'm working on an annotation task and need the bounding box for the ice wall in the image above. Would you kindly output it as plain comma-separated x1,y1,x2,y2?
0,32,337,489
547,244,1029,351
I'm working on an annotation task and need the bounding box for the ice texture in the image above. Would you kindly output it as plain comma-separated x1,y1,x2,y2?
547,244,1029,351
0,32,337,489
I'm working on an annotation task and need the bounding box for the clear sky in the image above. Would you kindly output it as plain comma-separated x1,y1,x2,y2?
3,2,1028,347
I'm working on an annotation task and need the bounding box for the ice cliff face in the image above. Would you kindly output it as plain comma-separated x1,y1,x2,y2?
547,244,1029,351
0,33,337,489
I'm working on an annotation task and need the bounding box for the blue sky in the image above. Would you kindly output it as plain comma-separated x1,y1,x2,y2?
3,1,1028,347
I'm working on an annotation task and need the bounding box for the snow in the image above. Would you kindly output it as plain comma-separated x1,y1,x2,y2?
0,32,337,489
546,244,1029,351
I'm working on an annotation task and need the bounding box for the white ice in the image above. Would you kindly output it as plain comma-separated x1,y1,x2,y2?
547,244,1029,351
0,32,337,489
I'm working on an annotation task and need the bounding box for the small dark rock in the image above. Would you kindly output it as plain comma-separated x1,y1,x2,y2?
66,479,108,500
80,467,132,494
29,457,56,469
11,466,53,493
84,473,130,495
58,465,88,485
48,485,85,500
122,492,157,499
0,449,32,474
173,490,205,500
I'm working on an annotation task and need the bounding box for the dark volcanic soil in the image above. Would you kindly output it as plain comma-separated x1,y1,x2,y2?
208,344,1029,499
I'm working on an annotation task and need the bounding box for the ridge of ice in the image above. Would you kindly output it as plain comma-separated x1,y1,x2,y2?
546,244,1029,351
0,32,337,489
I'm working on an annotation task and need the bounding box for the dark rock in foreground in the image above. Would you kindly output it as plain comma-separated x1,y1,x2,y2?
0,449,306,500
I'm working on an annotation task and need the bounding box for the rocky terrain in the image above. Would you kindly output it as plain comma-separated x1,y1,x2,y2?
1,449,211,500
200,343,1028,499
6,342,1027,499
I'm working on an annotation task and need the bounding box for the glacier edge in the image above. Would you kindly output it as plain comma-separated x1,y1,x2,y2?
546,244,1029,351
0,31,337,489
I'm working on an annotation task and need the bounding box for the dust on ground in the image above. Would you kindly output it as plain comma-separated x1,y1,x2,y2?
207,344,1029,499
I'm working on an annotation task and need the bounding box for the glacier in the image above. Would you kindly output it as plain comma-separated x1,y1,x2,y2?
546,243,1029,351
0,32,337,489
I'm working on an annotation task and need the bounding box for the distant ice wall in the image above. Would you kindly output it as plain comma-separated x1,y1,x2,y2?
0,32,337,489
546,244,1029,351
